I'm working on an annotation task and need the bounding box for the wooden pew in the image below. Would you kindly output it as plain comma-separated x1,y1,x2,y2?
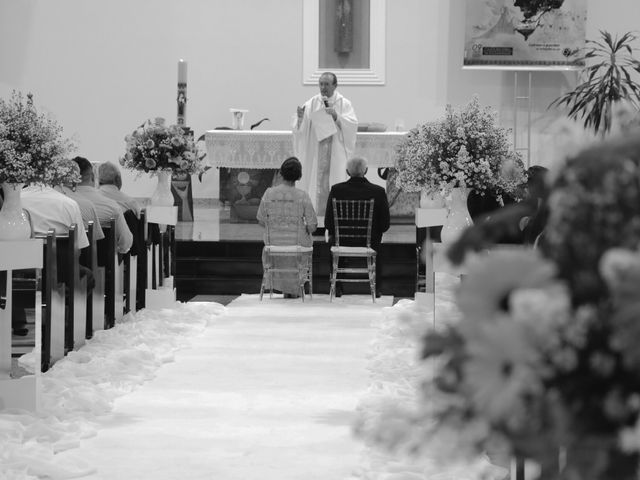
98,218,118,329
122,251,134,314
147,218,159,291
11,226,85,373
38,229,66,372
59,224,88,351
85,221,105,336
7,224,87,374
136,210,148,310
115,252,125,324
122,210,143,315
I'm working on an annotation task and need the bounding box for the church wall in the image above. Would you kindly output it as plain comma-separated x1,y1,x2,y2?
0,0,637,198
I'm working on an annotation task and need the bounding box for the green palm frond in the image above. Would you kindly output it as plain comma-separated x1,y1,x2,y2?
549,30,640,135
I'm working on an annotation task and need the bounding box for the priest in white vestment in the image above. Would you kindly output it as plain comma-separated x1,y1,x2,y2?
292,72,358,216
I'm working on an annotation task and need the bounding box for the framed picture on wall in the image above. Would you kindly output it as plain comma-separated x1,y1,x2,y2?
303,0,386,85
463,0,587,70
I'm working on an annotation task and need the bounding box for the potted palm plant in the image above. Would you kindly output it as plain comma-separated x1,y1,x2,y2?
550,30,640,135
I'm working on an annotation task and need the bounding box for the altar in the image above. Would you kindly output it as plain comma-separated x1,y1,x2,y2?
204,130,408,223
176,131,417,297
204,129,406,170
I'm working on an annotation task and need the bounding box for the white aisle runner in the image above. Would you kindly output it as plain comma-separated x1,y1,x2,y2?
78,294,392,480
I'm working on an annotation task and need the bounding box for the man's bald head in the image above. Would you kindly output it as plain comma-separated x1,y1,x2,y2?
98,161,123,189
346,157,368,178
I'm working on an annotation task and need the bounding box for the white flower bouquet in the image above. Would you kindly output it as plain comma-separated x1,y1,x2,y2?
394,96,524,200
120,117,203,176
0,91,75,186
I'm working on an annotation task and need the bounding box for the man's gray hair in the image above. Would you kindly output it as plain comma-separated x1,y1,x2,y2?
347,157,368,177
98,161,122,186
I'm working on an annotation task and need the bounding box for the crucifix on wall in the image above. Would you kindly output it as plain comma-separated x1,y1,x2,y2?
304,0,385,85
319,0,370,70
335,0,353,53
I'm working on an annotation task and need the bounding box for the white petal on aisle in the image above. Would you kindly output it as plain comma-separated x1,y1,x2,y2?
65,294,393,480
353,274,509,480
0,302,225,480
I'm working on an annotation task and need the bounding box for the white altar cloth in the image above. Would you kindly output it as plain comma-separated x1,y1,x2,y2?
204,130,406,169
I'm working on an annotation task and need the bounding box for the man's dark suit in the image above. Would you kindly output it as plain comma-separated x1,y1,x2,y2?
324,176,391,295
324,177,390,249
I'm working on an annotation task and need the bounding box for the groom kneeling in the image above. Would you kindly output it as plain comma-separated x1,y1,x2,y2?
323,157,391,298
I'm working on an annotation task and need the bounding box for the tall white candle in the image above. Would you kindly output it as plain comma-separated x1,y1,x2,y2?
178,59,187,84
177,59,187,126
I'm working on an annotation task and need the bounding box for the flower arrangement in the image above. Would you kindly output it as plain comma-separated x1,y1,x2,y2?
120,117,202,176
0,91,75,186
394,96,525,200
421,249,631,479
364,131,640,480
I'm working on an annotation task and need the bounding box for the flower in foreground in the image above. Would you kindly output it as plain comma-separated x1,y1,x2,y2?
455,249,557,320
462,315,543,424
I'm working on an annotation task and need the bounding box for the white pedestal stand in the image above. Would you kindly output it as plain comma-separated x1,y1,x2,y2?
414,208,447,316
145,206,178,310
0,240,43,411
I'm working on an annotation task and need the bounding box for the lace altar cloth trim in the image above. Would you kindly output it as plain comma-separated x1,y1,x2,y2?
204,130,406,169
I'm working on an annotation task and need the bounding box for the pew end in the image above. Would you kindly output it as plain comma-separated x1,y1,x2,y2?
0,239,43,411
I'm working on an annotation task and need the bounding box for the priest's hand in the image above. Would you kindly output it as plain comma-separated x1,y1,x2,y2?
325,107,337,121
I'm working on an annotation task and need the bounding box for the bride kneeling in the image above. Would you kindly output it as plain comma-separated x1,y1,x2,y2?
256,157,317,299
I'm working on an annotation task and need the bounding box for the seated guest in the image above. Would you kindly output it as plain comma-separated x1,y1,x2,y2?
256,157,317,299
19,185,91,336
22,185,89,248
71,156,133,254
97,161,144,256
56,159,105,241
324,157,390,297
98,161,142,218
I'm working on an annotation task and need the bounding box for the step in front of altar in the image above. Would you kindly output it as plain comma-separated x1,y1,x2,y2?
174,239,416,300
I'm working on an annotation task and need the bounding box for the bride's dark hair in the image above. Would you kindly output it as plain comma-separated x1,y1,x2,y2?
280,156,302,182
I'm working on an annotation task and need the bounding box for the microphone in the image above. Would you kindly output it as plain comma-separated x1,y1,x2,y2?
323,96,329,108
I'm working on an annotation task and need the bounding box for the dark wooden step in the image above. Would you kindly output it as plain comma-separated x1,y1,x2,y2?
175,240,417,299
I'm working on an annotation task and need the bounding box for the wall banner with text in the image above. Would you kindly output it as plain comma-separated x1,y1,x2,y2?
463,0,587,70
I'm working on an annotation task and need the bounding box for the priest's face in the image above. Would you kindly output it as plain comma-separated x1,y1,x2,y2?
319,74,337,99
